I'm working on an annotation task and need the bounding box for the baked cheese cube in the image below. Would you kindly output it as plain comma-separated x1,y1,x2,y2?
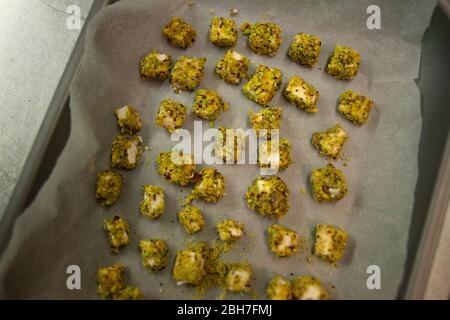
326,45,361,80
241,22,282,56
172,242,208,285
95,170,123,206
266,275,292,300
156,151,196,186
258,139,292,170
314,224,348,264
170,56,206,91
267,224,301,257
215,127,246,163
191,167,225,203
114,105,142,135
216,219,245,242
155,99,187,133
103,215,130,254
140,185,165,219
243,65,282,106
225,263,253,292
192,89,229,121
311,124,348,159
140,50,171,80
310,165,348,202
162,17,196,49
96,264,125,298
288,33,321,66
248,106,282,138
178,205,205,235
338,89,374,125
139,239,169,273
111,135,143,170
210,17,238,47
284,75,319,113
292,275,330,300
215,49,250,85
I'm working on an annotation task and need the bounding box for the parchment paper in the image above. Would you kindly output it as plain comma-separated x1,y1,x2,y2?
0,0,437,299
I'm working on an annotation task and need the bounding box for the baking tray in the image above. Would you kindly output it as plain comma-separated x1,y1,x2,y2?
0,0,449,299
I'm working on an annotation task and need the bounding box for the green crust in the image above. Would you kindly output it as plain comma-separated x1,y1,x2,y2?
266,275,293,300
243,65,282,106
288,33,321,66
284,75,319,113
248,106,282,138
292,276,330,300
267,224,301,257
139,239,170,273
326,45,361,80
242,22,282,56
192,89,229,121
112,286,144,300
310,164,348,202
140,50,171,80
170,56,206,91
190,167,225,203
311,124,348,159
96,264,125,298
245,176,290,219
258,139,292,170
216,219,245,242
111,135,143,170
338,89,374,125
103,215,130,254
314,224,348,264
215,127,246,162
225,262,253,292
155,99,187,133
172,241,208,285
210,17,238,47
95,170,123,206
114,105,142,135
162,17,196,49
178,205,205,235
140,185,165,219
156,151,196,186
215,49,250,85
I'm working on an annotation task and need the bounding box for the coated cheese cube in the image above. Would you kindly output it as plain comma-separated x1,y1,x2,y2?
258,139,292,170
210,17,238,47
326,45,361,80
103,215,130,254
162,17,196,49
225,263,253,292
178,205,205,235
170,56,206,91
288,33,321,66
140,185,165,219
243,65,282,106
215,49,250,85
114,105,142,135
267,224,301,257
156,151,196,186
216,219,245,242
191,168,225,203
311,124,348,159
284,75,319,113
111,135,143,170
95,170,123,206
172,242,208,285
292,275,330,300
96,264,125,298
338,89,374,125
241,22,282,56
192,89,229,121
139,239,170,273
314,224,348,264
310,165,348,202
140,50,171,80
215,127,246,163
248,106,282,138
155,99,187,133
266,275,292,300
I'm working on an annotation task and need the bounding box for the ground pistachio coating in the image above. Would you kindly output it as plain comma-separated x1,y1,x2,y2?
216,219,245,242
258,139,292,170
95,170,123,206
156,151,196,186
326,45,361,80
245,175,290,219
310,164,348,202
170,56,206,91
103,215,130,254
114,105,142,135
192,89,229,121
241,22,282,56
243,65,282,106
140,50,171,80
311,124,348,159
292,276,330,300
139,239,170,273
215,127,246,163
215,49,250,85
266,275,293,300
162,17,196,49
284,75,319,113
111,135,143,170
96,264,125,298
267,224,301,257
172,241,208,285
338,89,374,125
140,185,165,219
190,167,225,203
225,262,253,292
112,286,144,300
288,32,321,66
178,205,205,235
155,99,187,133
248,106,282,138
210,16,238,47
314,224,348,264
